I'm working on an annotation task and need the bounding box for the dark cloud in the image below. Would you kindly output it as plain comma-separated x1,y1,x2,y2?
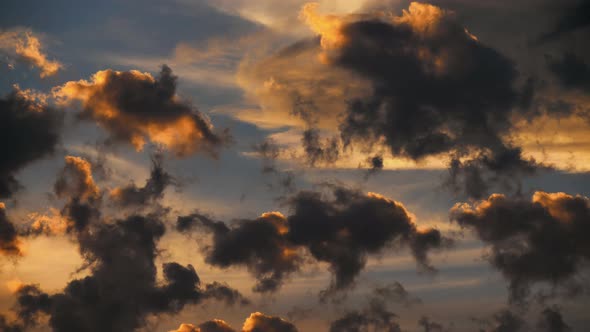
12,213,247,332
538,0,590,42
109,154,176,208
29,156,102,235
252,139,297,193
176,211,301,293
0,315,22,332
372,282,422,307
418,316,448,332
0,87,62,198
537,307,571,332
54,65,230,157
547,53,590,92
178,185,450,294
450,191,590,304
329,293,402,332
302,129,340,166
0,203,21,256
487,310,525,332
475,307,571,332
446,147,539,199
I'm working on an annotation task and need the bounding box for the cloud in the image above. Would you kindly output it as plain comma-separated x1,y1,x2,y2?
476,307,571,332
235,2,552,197
0,28,62,77
53,65,230,157
109,154,176,208
538,0,590,43
242,312,298,332
177,185,451,295
450,191,590,303
48,156,102,233
170,312,298,332
547,52,590,92
0,202,22,256
11,212,247,332
328,288,404,332
0,87,63,198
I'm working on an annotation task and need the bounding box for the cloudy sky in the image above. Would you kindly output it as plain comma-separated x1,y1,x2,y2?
1,0,589,331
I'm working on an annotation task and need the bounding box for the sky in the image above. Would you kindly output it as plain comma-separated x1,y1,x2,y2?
0,0,589,331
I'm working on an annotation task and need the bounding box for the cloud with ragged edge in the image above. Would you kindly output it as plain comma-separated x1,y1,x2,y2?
0,86,63,199
0,28,62,77
235,2,582,198
29,156,102,235
53,65,230,157
177,184,451,295
451,191,590,304
0,202,23,257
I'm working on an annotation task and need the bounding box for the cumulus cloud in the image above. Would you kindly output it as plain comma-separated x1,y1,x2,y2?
0,28,62,77
0,87,63,198
53,65,229,157
178,185,450,294
170,312,298,332
236,2,553,197
11,212,247,332
451,191,590,303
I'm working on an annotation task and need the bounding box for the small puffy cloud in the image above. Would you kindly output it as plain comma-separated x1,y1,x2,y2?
53,65,229,157
0,28,62,77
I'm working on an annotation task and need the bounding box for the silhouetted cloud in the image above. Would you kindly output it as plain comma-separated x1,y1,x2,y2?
547,53,590,92
0,87,62,198
418,316,448,332
302,129,340,166
178,185,450,294
537,307,571,332
12,212,247,332
451,191,590,303
109,154,176,208
54,65,230,157
30,156,103,234
0,202,22,256
538,0,590,43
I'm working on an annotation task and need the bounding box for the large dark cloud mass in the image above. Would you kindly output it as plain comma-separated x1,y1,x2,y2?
54,65,229,157
451,191,590,303
178,185,450,294
0,87,62,198
13,213,246,332
8,156,246,332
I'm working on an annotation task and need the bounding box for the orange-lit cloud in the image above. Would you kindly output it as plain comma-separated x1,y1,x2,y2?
53,66,228,157
0,28,62,77
54,156,100,202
